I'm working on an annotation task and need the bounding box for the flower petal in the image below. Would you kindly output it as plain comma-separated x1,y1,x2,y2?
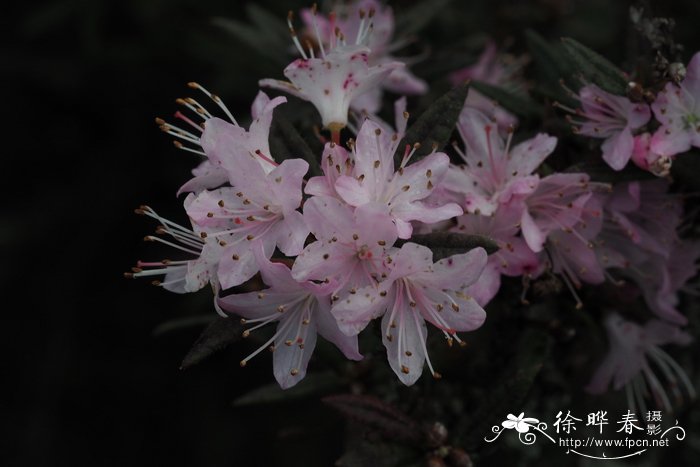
381,308,427,386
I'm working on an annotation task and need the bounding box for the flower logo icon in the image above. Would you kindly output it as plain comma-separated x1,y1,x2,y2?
502,413,540,433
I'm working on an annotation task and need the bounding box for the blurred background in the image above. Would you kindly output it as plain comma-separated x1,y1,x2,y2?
5,1,700,466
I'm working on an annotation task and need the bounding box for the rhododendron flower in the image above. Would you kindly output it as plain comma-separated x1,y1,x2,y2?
157,85,285,194
586,313,694,414
218,243,362,389
127,205,227,294
443,108,557,216
332,243,488,385
292,196,397,295
260,8,403,131
333,118,463,238
519,173,599,253
559,84,650,171
185,155,310,289
453,203,540,306
651,51,700,157
305,98,409,198
449,41,526,130
603,180,682,259
544,195,605,306
299,1,427,114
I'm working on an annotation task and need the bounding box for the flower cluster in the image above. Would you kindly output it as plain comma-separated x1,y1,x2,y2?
129,0,698,408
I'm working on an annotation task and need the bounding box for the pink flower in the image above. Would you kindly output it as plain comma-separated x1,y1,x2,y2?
292,196,397,295
299,1,427,114
650,51,700,157
519,173,598,253
452,202,540,306
586,313,694,413
603,180,682,259
260,8,403,130
443,109,556,216
185,153,310,289
333,119,463,238
157,85,285,194
305,99,409,198
217,242,362,389
127,205,227,294
331,243,488,385
560,84,651,171
543,194,605,303
449,41,526,130
595,181,696,324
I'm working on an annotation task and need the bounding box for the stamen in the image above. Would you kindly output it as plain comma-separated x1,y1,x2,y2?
187,82,237,125
287,11,309,60
310,3,326,58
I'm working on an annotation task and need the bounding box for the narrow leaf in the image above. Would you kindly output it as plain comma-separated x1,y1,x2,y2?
269,113,322,177
525,29,577,105
470,81,542,119
180,317,243,369
323,394,422,442
153,314,215,337
395,82,469,164
246,4,288,46
400,232,499,259
394,0,453,35
561,37,628,95
233,372,343,407
212,17,289,66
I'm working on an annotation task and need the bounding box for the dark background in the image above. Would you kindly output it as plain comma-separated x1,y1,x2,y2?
5,1,700,466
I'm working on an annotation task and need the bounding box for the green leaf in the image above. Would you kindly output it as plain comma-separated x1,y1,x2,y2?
323,394,422,443
525,30,567,84
233,372,344,407
269,113,322,177
394,0,453,35
399,232,499,260
470,81,542,119
525,29,577,105
180,317,243,369
394,82,469,164
561,37,628,95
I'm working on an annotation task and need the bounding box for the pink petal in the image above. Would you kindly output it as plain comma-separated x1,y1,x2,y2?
335,175,372,206
291,240,353,283
387,243,434,281
414,247,488,291
331,284,391,336
507,133,557,177
303,196,356,240
267,159,309,214
273,319,317,389
520,209,547,253
315,299,363,361
419,287,487,333
465,260,502,307
601,128,634,171
682,51,700,98
381,309,427,386
274,209,309,256
650,125,692,157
